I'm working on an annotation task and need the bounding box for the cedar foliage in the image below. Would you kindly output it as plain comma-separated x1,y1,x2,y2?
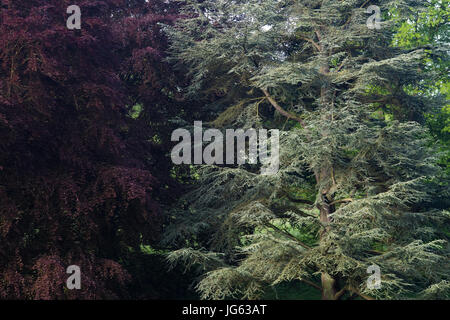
164,0,450,300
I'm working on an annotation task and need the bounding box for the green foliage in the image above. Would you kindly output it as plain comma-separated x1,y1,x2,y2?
393,0,450,174
163,0,450,300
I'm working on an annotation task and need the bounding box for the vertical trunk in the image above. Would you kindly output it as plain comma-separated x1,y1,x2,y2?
318,191,337,300
316,31,338,299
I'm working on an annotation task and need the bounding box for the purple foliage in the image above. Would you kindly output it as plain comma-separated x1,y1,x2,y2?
0,0,179,299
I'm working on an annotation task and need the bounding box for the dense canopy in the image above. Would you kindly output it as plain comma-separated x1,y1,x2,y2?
0,0,448,300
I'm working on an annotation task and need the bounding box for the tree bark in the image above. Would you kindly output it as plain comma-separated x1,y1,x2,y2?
321,273,337,300
318,191,338,300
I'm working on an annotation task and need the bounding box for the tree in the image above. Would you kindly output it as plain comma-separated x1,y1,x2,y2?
164,0,450,300
392,0,450,228
0,0,180,299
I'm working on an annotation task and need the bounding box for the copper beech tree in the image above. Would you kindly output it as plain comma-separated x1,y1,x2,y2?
0,0,180,299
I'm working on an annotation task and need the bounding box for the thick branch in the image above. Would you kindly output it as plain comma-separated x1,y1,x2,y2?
298,35,321,52
262,89,306,128
330,198,353,206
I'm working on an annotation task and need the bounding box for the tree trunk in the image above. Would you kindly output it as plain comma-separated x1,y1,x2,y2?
316,30,339,300
318,192,338,300
321,272,337,300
